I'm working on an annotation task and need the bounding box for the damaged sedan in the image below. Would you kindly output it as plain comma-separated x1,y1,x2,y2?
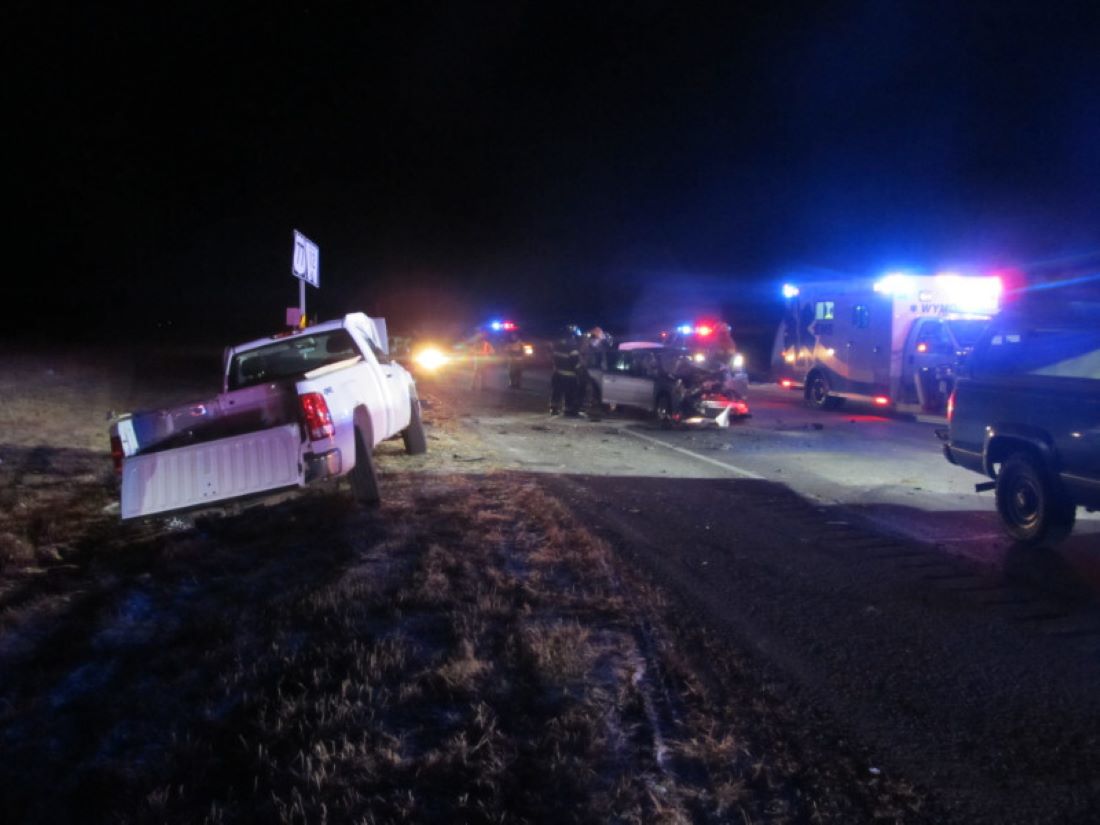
586,343,750,427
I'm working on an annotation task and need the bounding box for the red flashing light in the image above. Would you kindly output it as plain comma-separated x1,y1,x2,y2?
873,396,890,406
299,392,335,441
695,324,714,337
502,321,517,331
780,379,792,388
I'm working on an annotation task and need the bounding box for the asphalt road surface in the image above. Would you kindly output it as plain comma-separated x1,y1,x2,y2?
438,362,1100,565
421,361,1100,823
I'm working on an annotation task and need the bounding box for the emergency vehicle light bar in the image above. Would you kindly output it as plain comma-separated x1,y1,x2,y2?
873,273,916,295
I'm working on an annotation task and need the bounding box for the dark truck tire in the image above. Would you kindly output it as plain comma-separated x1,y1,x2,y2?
350,428,381,506
806,372,843,410
995,451,1076,546
403,397,427,455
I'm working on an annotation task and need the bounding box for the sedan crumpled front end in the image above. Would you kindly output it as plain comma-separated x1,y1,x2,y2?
673,369,751,425
680,392,751,427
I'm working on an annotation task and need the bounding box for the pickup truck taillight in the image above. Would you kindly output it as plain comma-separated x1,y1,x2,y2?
110,435,124,475
299,392,335,441
946,389,956,422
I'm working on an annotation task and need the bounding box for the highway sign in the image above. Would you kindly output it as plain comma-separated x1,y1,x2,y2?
292,230,320,288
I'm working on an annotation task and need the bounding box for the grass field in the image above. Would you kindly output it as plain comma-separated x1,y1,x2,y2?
0,347,928,823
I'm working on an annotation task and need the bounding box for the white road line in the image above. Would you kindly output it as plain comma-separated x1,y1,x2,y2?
621,428,764,479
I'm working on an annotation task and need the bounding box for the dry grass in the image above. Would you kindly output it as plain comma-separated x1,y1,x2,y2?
0,348,933,823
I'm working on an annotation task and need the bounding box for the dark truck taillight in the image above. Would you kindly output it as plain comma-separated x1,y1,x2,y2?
299,392,335,441
110,434,124,475
946,389,956,422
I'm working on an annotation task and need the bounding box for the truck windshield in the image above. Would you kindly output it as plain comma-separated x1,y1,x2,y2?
944,318,990,348
228,330,360,390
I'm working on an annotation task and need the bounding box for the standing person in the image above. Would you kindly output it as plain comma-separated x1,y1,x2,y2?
504,331,525,389
579,326,608,410
714,322,737,367
470,329,495,391
580,326,607,367
550,325,582,415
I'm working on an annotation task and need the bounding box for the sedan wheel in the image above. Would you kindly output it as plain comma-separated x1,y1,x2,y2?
655,394,673,429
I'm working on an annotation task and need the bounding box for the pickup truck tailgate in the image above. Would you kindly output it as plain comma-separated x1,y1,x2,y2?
120,424,301,519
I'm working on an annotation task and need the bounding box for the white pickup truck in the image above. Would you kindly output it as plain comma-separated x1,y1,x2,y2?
109,313,425,519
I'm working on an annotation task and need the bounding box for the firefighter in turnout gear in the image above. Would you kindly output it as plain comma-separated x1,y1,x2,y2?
579,326,610,411
469,329,495,391
713,322,738,369
550,325,583,416
504,331,526,389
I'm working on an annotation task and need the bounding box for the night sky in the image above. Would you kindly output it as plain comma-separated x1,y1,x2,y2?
11,1,1100,341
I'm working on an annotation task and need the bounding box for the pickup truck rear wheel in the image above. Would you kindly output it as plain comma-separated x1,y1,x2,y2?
402,398,428,455
350,429,381,506
995,452,1076,546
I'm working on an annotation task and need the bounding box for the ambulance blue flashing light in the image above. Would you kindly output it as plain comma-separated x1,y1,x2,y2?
781,284,800,299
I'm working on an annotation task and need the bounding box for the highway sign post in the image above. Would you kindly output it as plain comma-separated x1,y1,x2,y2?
291,229,320,325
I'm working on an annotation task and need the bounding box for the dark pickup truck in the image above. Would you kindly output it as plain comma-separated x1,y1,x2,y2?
939,301,1100,545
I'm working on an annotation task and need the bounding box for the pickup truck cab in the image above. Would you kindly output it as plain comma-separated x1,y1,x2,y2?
110,313,425,519
940,302,1100,544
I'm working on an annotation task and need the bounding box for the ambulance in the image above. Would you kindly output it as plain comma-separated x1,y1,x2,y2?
771,273,1002,414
